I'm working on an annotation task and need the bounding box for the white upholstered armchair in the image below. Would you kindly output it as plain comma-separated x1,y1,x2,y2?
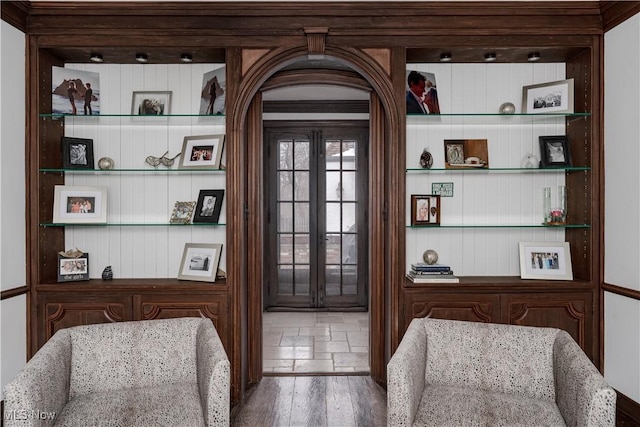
3,317,230,427
387,318,616,427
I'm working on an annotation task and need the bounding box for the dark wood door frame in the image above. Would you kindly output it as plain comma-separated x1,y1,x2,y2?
227,45,405,402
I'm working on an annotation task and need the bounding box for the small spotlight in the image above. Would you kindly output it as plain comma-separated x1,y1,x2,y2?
484,53,497,62
180,54,193,63
440,53,452,62
90,53,103,63
135,53,148,63
528,52,541,62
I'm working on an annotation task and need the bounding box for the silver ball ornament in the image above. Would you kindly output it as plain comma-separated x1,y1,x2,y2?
422,249,439,265
98,157,115,170
499,102,516,114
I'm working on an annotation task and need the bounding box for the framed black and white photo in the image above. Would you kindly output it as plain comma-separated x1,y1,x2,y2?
169,201,196,224
131,91,171,115
52,185,107,224
193,189,224,223
199,67,226,115
57,253,90,282
178,134,225,169
62,136,94,169
522,78,574,114
411,194,441,226
519,241,573,280
539,135,572,167
177,243,223,282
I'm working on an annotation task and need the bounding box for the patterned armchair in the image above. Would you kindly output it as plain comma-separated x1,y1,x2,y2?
3,317,230,427
387,318,616,426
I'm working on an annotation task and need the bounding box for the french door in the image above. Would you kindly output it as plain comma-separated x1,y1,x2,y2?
264,122,369,310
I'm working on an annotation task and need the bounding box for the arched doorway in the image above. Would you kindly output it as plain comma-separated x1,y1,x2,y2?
227,44,403,400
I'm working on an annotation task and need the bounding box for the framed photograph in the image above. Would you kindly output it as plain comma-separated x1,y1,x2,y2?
170,201,196,224
539,135,572,167
519,242,573,280
57,253,90,282
193,189,225,223
405,70,440,115
51,66,100,115
178,243,223,282
199,67,226,115
444,139,489,168
178,134,225,169
62,136,94,169
522,78,574,114
411,194,441,226
131,91,171,115
52,185,107,224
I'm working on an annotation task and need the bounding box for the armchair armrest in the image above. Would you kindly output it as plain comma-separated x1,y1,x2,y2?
3,330,72,427
196,319,230,427
553,330,616,427
387,318,428,427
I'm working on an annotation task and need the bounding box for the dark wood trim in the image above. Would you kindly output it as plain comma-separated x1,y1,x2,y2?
616,390,640,426
263,100,369,114
603,283,640,301
1,1,29,33
1,286,28,300
600,1,640,32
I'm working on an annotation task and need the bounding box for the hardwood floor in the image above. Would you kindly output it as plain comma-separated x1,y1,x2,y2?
231,376,387,426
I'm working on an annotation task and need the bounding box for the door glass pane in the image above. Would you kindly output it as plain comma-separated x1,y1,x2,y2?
325,171,341,201
278,140,293,169
343,202,356,232
294,140,310,169
277,265,293,295
294,234,310,264
325,265,341,296
294,202,309,232
326,233,341,264
325,140,342,170
278,202,292,232
326,202,341,233
277,234,293,264
341,171,356,201
342,265,357,295
294,266,310,295
342,233,357,264
294,171,309,201
278,171,293,201
342,140,357,170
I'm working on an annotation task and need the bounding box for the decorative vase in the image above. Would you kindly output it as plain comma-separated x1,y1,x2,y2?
422,249,438,265
544,186,567,225
98,157,115,170
419,148,433,169
101,265,113,280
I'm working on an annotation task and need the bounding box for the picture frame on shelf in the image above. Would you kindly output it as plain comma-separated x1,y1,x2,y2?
131,90,171,115
52,185,107,224
519,241,573,280
405,69,440,115
57,252,89,282
539,135,572,167
51,66,100,115
444,139,488,169
169,201,196,224
199,67,226,115
62,136,94,169
178,134,225,169
193,189,225,223
177,243,223,283
411,194,441,226
522,78,574,114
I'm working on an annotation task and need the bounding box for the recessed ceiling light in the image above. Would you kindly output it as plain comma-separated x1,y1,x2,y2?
180,54,193,63
528,52,541,62
440,53,452,62
484,53,497,62
135,53,148,63
90,53,103,63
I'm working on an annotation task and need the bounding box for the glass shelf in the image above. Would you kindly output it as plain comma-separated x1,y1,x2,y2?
407,112,590,125
406,223,590,229
39,113,225,118
41,222,226,227
38,113,225,126
406,166,590,173
40,168,226,173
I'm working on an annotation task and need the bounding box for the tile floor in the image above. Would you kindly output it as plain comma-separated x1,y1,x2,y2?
263,311,369,373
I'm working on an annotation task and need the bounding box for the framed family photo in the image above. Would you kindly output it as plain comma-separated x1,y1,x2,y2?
52,185,107,224
193,189,225,223
57,253,90,282
51,66,101,115
522,78,574,114
519,241,573,280
169,201,196,224
178,134,225,169
62,136,94,169
131,91,171,115
539,135,572,167
177,243,223,282
411,194,441,226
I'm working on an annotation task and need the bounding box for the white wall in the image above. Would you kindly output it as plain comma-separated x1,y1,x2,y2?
1,20,28,397
604,13,640,403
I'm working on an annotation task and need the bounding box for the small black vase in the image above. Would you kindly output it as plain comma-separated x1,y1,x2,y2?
102,266,113,280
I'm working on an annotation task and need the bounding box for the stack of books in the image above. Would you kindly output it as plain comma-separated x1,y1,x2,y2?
407,263,459,283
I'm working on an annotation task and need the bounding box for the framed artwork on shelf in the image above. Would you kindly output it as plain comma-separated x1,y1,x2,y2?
177,243,223,283
51,66,100,115
169,201,196,224
52,185,107,224
57,252,90,282
519,241,573,280
178,134,225,169
193,189,225,223
444,139,488,168
199,67,226,115
62,136,94,169
405,69,440,115
131,91,171,115
522,78,574,114
410,194,441,226
539,135,572,167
